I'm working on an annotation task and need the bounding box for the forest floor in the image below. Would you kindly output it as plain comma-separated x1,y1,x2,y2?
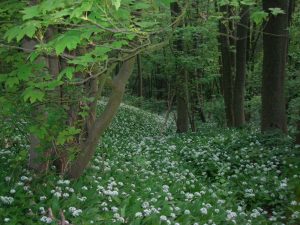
0,103,300,225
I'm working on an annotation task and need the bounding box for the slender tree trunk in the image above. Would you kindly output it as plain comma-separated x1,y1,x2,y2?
261,0,289,133
233,6,250,127
296,116,300,144
137,54,143,97
22,0,50,173
195,70,206,123
67,57,135,179
22,37,50,172
218,5,234,127
45,27,67,173
171,2,189,133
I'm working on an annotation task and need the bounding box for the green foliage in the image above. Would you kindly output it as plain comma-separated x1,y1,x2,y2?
251,10,268,25
204,97,226,127
0,0,172,159
57,127,81,145
269,7,286,16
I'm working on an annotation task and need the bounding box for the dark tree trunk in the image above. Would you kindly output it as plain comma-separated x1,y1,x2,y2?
22,37,51,172
137,54,143,97
233,6,250,127
261,0,289,133
218,5,234,127
288,0,295,26
176,94,189,132
171,2,189,133
296,117,300,145
296,111,300,145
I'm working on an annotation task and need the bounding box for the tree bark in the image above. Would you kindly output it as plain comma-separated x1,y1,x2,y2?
176,71,189,133
233,6,250,127
261,0,289,133
137,54,143,97
67,57,136,179
21,37,50,172
296,116,300,144
171,2,189,133
218,5,234,127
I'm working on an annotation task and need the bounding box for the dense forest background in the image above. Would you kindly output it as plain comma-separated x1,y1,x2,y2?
0,0,300,224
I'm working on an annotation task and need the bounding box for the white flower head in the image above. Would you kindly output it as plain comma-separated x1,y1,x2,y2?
200,207,208,215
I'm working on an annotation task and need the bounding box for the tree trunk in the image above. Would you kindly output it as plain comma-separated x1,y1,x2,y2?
176,94,189,133
171,2,189,133
137,54,143,97
67,57,135,179
296,111,300,145
261,0,289,133
176,70,189,133
233,6,249,127
21,37,50,172
218,5,234,127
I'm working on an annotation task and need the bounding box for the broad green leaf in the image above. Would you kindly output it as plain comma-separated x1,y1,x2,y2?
40,0,66,13
68,54,95,66
29,51,40,62
29,125,48,139
22,5,40,20
5,22,40,42
126,33,136,41
54,31,82,55
251,10,268,25
111,40,128,49
91,46,111,57
58,67,75,80
16,64,32,81
5,77,19,88
46,80,64,90
57,126,81,145
23,87,45,103
70,1,93,18
269,7,285,16
4,26,22,42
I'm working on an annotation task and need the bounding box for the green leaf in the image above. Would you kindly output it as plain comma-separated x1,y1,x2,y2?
269,7,285,16
23,87,45,103
133,2,150,10
126,33,136,41
70,1,93,18
5,22,40,42
4,26,22,42
22,5,40,20
5,77,19,88
111,40,128,49
251,10,268,25
57,126,81,145
46,80,64,90
22,23,39,38
54,31,82,55
16,64,32,81
58,67,75,80
91,46,111,57
68,54,95,66
29,125,48,139
29,51,40,62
